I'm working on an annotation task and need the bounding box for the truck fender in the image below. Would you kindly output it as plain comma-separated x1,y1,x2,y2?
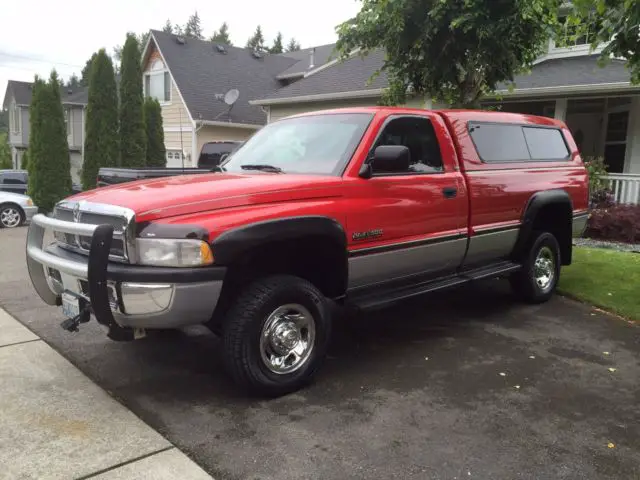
212,216,347,265
512,189,573,264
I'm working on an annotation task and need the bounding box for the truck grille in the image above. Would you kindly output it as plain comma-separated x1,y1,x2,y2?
52,203,133,262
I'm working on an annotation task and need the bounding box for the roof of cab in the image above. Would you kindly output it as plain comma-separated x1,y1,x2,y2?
281,106,567,128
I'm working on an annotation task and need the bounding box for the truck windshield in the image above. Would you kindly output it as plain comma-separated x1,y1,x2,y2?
222,113,373,175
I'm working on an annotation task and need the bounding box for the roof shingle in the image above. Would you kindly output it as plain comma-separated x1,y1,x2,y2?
151,30,298,125
3,80,88,109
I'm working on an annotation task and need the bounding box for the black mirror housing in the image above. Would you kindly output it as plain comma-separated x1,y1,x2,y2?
370,145,411,174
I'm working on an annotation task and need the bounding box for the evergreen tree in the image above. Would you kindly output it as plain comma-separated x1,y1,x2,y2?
66,74,80,89
246,25,265,51
83,50,119,190
0,133,11,169
28,72,72,212
80,53,97,87
269,32,284,54
184,11,204,39
286,38,301,52
174,24,184,36
20,148,29,170
210,22,232,45
143,97,166,167
119,34,146,168
162,19,173,34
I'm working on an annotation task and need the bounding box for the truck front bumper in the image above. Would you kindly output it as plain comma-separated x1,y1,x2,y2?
26,214,225,339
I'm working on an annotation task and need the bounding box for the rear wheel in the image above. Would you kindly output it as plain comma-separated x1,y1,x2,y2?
511,231,561,304
222,275,331,397
0,204,24,228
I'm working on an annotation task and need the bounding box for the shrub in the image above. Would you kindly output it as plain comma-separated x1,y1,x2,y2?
583,156,611,208
586,204,640,243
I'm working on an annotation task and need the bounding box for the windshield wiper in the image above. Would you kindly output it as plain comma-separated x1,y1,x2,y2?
240,164,284,173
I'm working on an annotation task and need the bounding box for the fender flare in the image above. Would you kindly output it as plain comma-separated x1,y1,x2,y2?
513,189,573,260
211,216,347,266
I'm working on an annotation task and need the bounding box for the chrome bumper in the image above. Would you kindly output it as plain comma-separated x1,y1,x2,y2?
23,206,38,222
26,213,224,336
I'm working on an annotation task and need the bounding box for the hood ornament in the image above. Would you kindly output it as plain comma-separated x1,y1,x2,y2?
72,202,81,223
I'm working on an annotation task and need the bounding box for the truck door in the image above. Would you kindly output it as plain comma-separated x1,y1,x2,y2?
346,113,468,289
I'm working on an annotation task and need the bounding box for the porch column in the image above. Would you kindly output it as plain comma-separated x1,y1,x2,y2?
554,99,568,122
624,96,640,174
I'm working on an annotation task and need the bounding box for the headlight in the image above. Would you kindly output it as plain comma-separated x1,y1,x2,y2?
25,198,33,206
136,238,214,267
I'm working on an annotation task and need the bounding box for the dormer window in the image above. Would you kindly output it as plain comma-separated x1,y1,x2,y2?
554,15,602,49
144,59,171,104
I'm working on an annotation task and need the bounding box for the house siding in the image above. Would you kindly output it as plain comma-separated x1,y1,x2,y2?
196,126,255,154
70,106,83,149
8,104,28,147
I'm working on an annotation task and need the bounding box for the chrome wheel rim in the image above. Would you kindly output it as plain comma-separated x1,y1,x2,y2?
260,304,316,375
534,246,555,292
1,208,21,228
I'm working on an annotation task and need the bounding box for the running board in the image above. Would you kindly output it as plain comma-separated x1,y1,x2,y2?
348,261,521,311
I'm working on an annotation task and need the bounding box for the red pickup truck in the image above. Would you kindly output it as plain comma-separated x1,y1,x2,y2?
26,107,589,396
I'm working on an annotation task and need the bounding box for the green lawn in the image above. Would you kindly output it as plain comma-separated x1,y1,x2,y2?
558,247,640,321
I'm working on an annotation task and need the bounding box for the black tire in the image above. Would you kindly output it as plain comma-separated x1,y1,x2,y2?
510,231,561,304
222,275,332,397
0,203,25,228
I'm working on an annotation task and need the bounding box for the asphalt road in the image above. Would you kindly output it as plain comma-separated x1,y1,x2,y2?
2,226,640,480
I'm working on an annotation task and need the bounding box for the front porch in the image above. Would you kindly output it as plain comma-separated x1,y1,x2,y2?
483,95,640,204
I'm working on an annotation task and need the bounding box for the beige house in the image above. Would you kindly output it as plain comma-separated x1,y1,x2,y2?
140,30,302,167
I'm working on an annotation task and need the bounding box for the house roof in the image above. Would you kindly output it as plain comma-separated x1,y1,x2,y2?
498,55,634,92
2,80,88,110
149,30,298,126
253,52,637,105
253,49,387,105
276,43,337,79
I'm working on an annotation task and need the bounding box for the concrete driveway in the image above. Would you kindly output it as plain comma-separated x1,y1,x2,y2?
1,226,639,479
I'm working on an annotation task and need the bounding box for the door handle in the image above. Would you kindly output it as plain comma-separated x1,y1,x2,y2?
442,187,457,199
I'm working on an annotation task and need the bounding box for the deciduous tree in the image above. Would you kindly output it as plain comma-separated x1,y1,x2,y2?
336,0,560,108
83,50,119,189
570,0,640,83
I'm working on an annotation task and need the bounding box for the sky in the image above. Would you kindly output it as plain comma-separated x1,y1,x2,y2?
0,0,362,103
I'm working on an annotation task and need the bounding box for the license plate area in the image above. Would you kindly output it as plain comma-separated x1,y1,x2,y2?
61,293,80,319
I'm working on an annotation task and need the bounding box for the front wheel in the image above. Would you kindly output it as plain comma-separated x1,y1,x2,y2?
222,275,332,397
510,231,561,304
0,204,25,228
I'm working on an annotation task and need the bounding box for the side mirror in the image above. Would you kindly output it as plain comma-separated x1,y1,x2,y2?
360,145,411,178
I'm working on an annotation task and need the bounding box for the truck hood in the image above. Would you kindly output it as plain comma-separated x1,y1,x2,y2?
69,173,344,222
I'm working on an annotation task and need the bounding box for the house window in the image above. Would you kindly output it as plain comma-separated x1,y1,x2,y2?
604,111,629,174
555,15,601,48
144,59,171,103
64,109,71,136
10,102,20,133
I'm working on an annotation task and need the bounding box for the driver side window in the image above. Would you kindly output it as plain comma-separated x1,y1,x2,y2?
371,116,443,175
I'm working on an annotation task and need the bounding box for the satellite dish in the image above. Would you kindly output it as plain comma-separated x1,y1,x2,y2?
223,89,240,106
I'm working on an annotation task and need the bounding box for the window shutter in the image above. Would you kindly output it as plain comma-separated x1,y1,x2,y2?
144,75,150,97
164,72,170,102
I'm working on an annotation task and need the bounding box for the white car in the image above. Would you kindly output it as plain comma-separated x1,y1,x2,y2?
0,191,38,228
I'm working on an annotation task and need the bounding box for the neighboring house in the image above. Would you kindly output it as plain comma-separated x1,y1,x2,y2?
251,22,640,204
2,81,87,183
140,30,300,167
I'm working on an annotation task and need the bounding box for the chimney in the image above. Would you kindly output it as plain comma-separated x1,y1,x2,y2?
309,48,315,69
